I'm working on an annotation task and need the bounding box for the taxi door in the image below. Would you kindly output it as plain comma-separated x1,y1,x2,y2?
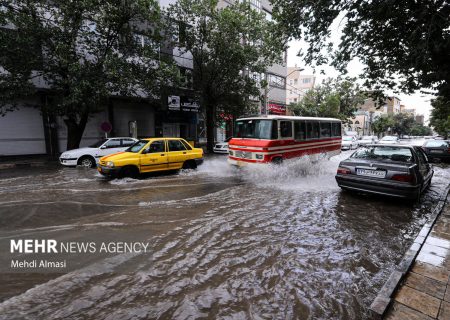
167,139,188,169
139,140,168,172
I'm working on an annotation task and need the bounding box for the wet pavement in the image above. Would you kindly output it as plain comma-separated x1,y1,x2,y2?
0,145,449,319
385,204,450,320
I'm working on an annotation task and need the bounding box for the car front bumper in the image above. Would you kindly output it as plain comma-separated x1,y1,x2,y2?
335,174,421,199
213,148,229,154
59,158,78,166
97,165,122,177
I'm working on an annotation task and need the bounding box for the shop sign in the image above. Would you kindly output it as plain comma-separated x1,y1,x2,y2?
181,97,199,112
168,95,181,111
268,103,286,115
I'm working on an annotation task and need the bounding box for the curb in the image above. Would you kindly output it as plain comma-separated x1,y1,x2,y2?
369,184,450,319
0,161,56,170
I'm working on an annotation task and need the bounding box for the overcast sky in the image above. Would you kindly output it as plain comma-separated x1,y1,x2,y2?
286,22,435,124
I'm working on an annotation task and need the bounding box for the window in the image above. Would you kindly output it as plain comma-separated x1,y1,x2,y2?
121,139,136,147
293,98,297,103
303,78,311,84
235,120,277,139
294,79,298,85
180,68,193,89
250,0,261,11
306,121,320,139
168,140,187,152
320,122,331,138
127,140,148,153
351,146,413,163
425,141,448,148
290,80,293,85
104,139,121,148
332,122,341,137
280,121,292,138
181,140,192,150
268,74,285,88
147,140,165,153
294,121,306,140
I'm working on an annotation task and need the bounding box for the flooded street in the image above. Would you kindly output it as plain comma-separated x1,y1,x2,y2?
0,148,449,319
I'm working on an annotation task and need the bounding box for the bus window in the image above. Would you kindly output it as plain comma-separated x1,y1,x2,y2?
280,121,293,138
294,121,306,140
307,121,320,139
320,122,331,138
332,122,341,137
271,120,278,139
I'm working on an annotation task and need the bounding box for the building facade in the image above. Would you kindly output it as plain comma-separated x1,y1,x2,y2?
286,66,315,105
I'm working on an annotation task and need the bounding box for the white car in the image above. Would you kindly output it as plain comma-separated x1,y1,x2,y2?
341,136,359,150
378,136,400,144
359,135,379,146
213,137,232,154
59,137,138,168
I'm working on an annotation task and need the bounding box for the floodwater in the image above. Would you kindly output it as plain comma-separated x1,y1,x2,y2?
0,146,449,319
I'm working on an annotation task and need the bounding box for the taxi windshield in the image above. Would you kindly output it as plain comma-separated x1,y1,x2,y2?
126,140,148,153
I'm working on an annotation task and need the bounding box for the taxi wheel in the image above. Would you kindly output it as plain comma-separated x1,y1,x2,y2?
78,156,95,168
182,160,197,169
121,166,139,178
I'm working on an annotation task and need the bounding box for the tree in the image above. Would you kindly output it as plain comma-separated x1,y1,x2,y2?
289,77,365,121
372,115,395,137
391,113,416,137
410,123,432,137
430,96,450,138
0,0,176,150
271,1,450,101
167,0,286,152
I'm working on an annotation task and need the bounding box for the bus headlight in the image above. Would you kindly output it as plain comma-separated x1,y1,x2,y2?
255,154,263,160
106,161,115,168
229,151,234,156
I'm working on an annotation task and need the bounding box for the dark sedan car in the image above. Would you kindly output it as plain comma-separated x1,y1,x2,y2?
335,144,433,200
422,139,450,162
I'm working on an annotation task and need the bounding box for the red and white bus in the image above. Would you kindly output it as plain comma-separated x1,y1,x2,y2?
228,115,342,166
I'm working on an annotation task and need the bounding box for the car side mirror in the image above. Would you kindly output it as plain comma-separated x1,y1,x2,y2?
141,148,148,154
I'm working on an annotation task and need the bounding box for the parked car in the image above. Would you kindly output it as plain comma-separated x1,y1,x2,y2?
378,135,400,144
341,136,359,150
213,137,232,154
359,135,379,146
335,144,433,200
97,138,204,178
422,140,450,162
59,137,138,168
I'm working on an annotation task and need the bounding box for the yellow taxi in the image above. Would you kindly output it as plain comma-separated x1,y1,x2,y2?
97,138,203,178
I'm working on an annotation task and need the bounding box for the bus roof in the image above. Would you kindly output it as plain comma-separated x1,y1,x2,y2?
236,115,342,122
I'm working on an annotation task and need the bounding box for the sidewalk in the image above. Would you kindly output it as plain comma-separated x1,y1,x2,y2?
0,155,57,170
370,185,450,319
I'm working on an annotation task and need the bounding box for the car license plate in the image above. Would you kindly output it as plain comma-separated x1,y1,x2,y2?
356,168,386,178
430,150,443,153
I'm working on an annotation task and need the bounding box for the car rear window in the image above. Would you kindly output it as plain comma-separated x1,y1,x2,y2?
351,146,413,162
425,140,448,148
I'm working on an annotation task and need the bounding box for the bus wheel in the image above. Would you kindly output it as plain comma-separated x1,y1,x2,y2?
271,157,283,165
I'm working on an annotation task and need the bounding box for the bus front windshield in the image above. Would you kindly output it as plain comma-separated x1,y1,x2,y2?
235,120,276,139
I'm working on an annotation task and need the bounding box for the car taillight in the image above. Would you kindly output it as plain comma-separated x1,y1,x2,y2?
337,167,351,174
391,174,414,183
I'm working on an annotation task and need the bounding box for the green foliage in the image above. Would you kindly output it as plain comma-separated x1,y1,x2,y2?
0,0,176,149
167,0,286,151
372,113,431,137
430,96,450,138
371,115,395,136
391,113,415,137
410,123,432,136
289,77,365,121
272,0,450,100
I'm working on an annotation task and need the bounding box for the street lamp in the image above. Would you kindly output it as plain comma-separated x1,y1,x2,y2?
263,67,304,115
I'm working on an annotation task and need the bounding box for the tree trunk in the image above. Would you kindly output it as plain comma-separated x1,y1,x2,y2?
64,112,89,150
205,102,215,153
